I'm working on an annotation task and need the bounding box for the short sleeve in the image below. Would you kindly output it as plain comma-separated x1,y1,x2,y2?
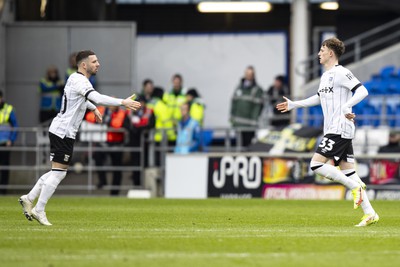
76,77,95,99
339,68,362,92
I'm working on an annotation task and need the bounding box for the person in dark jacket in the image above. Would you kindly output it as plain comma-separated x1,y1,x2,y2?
378,133,400,153
266,75,290,127
230,66,263,147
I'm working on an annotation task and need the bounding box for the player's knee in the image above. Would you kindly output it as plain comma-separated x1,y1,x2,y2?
310,161,324,171
45,169,67,188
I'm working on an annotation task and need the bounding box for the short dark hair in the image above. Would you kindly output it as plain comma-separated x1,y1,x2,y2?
187,88,200,98
275,75,285,83
172,74,182,81
76,50,96,66
143,79,153,87
152,87,165,99
322,37,345,58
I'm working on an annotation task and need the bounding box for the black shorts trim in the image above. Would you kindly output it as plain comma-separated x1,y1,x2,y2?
315,134,354,166
49,132,75,165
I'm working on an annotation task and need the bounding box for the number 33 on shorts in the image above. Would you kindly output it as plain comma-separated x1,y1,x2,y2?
319,137,336,152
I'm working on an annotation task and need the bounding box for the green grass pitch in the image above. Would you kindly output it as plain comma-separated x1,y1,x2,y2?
1,197,400,267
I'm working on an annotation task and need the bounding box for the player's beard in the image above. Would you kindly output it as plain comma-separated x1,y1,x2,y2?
87,66,98,76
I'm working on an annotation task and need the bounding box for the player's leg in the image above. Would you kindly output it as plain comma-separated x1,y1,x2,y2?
340,161,379,226
310,134,363,209
32,162,68,226
342,168,366,189
31,133,73,226
19,170,52,221
27,171,52,202
310,153,360,190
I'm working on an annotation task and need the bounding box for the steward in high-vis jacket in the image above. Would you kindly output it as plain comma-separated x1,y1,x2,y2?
39,66,64,123
0,90,19,194
150,87,176,143
163,74,187,127
186,88,205,126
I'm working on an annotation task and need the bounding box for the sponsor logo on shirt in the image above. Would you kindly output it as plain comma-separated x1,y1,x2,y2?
318,87,333,94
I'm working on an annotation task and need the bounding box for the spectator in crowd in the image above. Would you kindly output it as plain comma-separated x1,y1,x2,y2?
66,52,96,88
86,105,131,195
39,66,64,124
230,66,264,147
151,87,175,166
266,75,290,127
163,74,187,133
129,98,155,186
174,102,201,154
186,88,205,126
65,52,78,82
139,79,155,104
0,90,19,195
378,132,400,153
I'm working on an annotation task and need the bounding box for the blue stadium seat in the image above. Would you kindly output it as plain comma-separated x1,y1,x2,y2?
199,129,213,152
387,79,400,94
368,96,383,113
309,106,323,127
363,80,381,95
352,100,366,116
359,105,380,127
395,105,400,128
387,105,396,127
379,65,396,79
296,108,304,124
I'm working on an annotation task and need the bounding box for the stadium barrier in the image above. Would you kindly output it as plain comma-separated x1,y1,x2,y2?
1,125,399,198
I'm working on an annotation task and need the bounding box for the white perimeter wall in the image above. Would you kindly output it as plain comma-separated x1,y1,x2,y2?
165,154,208,199
137,33,287,128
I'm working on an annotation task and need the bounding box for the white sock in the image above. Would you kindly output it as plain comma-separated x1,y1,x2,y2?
27,171,51,203
310,161,359,189
342,169,375,215
35,169,67,213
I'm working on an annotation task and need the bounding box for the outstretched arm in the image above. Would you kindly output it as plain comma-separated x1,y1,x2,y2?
276,94,320,113
87,91,141,111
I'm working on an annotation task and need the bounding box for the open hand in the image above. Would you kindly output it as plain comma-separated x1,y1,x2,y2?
94,109,103,123
122,94,141,111
276,96,290,113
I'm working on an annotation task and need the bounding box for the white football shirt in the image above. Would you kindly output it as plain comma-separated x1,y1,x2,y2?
317,65,362,139
49,72,96,139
